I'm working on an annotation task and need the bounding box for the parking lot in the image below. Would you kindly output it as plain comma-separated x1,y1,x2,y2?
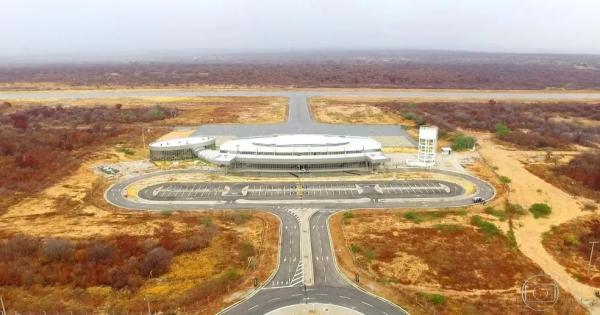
138,180,463,201
151,183,227,200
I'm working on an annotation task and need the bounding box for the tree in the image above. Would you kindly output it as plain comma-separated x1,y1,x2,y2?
451,134,476,151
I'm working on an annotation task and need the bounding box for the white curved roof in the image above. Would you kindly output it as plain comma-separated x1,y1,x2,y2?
219,134,381,154
149,136,214,150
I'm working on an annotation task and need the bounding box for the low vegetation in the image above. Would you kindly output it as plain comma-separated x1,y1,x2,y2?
542,216,600,287
0,97,286,214
311,98,600,149
529,203,553,218
470,215,502,239
450,133,476,151
0,222,214,290
528,151,600,203
330,210,585,314
0,104,173,212
0,211,279,314
2,52,600,89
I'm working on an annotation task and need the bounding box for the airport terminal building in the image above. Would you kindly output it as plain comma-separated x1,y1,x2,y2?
150,134,389,172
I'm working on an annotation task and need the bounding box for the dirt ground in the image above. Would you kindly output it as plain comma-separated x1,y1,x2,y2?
0,210,279,314
0,97,285,313
542,215,600,287
476,134,600,311
310,97,415,126
330,210,587,314
10,96,287,125
0,149,279,313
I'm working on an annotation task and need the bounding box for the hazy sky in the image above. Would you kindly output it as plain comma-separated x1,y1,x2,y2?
2,0,600,59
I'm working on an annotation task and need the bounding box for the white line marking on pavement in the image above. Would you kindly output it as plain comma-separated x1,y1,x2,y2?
361,301,374,307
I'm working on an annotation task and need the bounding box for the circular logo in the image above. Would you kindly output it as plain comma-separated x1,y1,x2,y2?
521,274,560,311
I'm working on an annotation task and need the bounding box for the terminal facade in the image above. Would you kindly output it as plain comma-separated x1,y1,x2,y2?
150,134,389,172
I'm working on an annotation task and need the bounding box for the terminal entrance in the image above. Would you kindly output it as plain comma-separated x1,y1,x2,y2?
225,161,377,173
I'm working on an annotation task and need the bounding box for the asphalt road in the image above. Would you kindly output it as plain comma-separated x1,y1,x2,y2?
223,209,407,315
107,169,493,210
105,168,494,314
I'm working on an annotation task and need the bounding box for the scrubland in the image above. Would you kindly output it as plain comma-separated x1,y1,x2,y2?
330,209,586,314
0,97,284,313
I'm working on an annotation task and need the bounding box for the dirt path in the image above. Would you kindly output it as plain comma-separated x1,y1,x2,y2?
477,135,600,312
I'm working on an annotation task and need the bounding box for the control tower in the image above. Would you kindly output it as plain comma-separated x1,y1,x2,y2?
416,125,438,167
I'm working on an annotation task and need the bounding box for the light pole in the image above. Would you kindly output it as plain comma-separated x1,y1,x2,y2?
589,241,599,274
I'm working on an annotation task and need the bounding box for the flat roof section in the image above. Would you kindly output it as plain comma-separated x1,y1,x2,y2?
220,134,381,154
149,136,215,151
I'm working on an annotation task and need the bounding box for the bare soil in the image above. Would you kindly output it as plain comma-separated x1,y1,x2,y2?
542,215,600,287
330,210,587,314
0,97,283,313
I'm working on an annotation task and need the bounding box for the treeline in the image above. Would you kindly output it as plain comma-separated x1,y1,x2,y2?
1,61,600,90
0,222,218,290
0,104,175,212
385,101,600,149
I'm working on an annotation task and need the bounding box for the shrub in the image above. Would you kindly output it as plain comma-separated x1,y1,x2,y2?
507,229,518,251
470,215,502,239
239,241,256,262
495,122,511,136
505,202,526,216
484,207,507,221
139,246,173,277
146,106,166,120
199,217,213,226
403,112,424,125
350,243,361,254
403,211,421,223
420,292,447,305
4,234,38,259
583,203,598,212
529,203,552,218
42,238,73,261
451,134,476,151
563,233,580,246
86,242,113,263
225,213,250,224
363,247,376,262
499,176,512,185
160,209,172,217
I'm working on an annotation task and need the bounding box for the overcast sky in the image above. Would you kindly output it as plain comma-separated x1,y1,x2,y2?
2,0,600,60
